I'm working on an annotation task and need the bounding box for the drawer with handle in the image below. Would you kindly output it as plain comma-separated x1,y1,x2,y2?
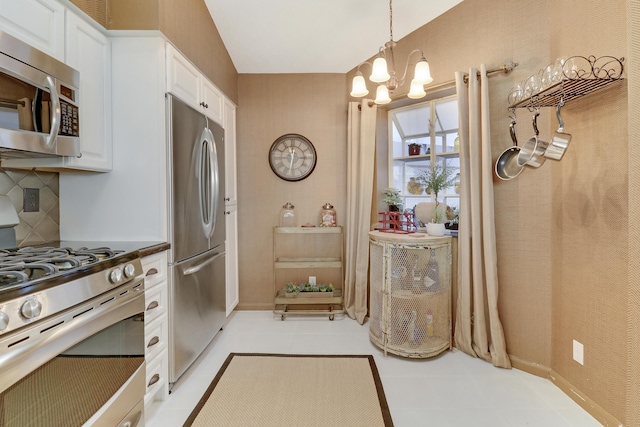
144,283,167,324
144,350,168,403
144,315,167,361
141,252,167,289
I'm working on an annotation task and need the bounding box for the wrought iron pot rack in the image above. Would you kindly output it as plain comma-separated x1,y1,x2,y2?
508,55,625,109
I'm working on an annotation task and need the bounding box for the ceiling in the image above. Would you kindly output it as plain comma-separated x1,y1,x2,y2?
203,0,463,74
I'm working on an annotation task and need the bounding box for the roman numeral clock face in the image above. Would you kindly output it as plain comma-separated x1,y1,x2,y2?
268,134,317,181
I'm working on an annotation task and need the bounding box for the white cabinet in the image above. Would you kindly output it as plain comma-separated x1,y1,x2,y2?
225,204,239,316
141,251,169,419
166,43,223,125
61,12,112,171
223,99,237,205
166,43,200,107
60,35,168,241
223,98,238,315
202,78,224,126
0,5,112,172
0,0,66,61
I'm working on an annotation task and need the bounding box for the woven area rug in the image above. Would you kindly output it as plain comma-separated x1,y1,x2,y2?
183,353,393,427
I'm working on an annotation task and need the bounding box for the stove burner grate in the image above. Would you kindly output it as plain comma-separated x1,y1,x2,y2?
0,246,125,287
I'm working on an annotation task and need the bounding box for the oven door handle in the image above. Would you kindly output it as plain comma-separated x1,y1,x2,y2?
182,251,224,276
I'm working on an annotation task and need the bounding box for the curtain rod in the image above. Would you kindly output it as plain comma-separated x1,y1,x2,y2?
361,61,518,108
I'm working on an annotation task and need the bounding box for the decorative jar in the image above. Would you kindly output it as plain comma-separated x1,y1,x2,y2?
279,202,297,227
319,202,336,227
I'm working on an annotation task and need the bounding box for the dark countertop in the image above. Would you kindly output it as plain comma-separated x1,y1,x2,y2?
0,241,170,302
24,241,170,257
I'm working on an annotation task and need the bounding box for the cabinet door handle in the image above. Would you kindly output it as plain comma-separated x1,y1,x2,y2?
200,102,208,108
147,336,160,348
146,268,159,277
148,374,160,387
146,301,159,311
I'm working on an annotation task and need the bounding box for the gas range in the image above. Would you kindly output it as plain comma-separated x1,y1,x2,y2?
0,246,126,287
0,244,143,338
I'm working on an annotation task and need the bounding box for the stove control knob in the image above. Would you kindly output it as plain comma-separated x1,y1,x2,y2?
21,298,42,319
0,311,9,331
123,264,136,278
109,268,123,284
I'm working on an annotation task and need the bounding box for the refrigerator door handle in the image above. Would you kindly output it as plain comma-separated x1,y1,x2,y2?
182,251,224,276
197,128,214,239
208,128,220,238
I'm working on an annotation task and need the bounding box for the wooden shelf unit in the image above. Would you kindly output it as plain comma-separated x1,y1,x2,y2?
273,226,344,320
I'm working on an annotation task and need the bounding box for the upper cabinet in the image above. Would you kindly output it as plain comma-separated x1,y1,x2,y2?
166,43,223,126
0,3,113,172
61,12,112,171
0,0,66,61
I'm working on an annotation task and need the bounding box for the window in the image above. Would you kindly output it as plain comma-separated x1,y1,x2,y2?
388,94,460,212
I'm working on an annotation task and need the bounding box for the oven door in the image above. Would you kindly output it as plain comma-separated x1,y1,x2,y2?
0,279,146,427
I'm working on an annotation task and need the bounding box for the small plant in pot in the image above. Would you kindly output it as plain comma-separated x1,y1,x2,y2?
408,142,421,156
382,187,403,212
416,163,458,236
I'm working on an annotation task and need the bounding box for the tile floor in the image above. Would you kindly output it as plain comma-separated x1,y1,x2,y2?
146,311,602,427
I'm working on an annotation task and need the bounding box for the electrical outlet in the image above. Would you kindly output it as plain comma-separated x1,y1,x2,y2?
573,340,584,365
23,188,39,212
309,276,316,285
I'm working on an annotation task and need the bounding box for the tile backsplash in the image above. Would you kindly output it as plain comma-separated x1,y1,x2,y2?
0,168,59,246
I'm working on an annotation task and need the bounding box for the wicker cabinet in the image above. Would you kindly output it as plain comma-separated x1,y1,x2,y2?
369,231,452,358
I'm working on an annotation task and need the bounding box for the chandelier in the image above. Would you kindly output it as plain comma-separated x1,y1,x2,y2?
350,0,433,104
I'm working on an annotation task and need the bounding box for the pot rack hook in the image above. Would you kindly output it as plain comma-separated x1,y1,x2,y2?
556,99,565,131
532,108,540,136
508,107,517,122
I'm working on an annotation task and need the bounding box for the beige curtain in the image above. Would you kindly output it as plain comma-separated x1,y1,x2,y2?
344,100,377,324
454,66,511,368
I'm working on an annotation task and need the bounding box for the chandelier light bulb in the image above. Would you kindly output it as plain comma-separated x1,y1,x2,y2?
374,84,392,104
350,72,369,97
370,56,391,83
407,79,426,99
414,58,433,84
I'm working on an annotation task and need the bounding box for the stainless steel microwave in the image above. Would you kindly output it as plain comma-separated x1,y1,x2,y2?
0,29,80,158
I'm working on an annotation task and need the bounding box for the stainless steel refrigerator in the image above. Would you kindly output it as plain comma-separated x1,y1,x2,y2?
166,94,226,387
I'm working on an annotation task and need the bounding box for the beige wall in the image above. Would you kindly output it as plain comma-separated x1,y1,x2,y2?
346,0,630,423
70,0,633,422
236,74,347,309
70,0,239,104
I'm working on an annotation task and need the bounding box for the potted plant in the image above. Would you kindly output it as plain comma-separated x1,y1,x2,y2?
408,142,421,156
416,163,458,236
382,187,403,212
285,281,334,298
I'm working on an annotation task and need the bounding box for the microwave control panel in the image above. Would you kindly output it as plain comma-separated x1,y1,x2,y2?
59,100,79,137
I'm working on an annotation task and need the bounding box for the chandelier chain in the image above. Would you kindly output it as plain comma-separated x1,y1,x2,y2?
389,0,394,42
